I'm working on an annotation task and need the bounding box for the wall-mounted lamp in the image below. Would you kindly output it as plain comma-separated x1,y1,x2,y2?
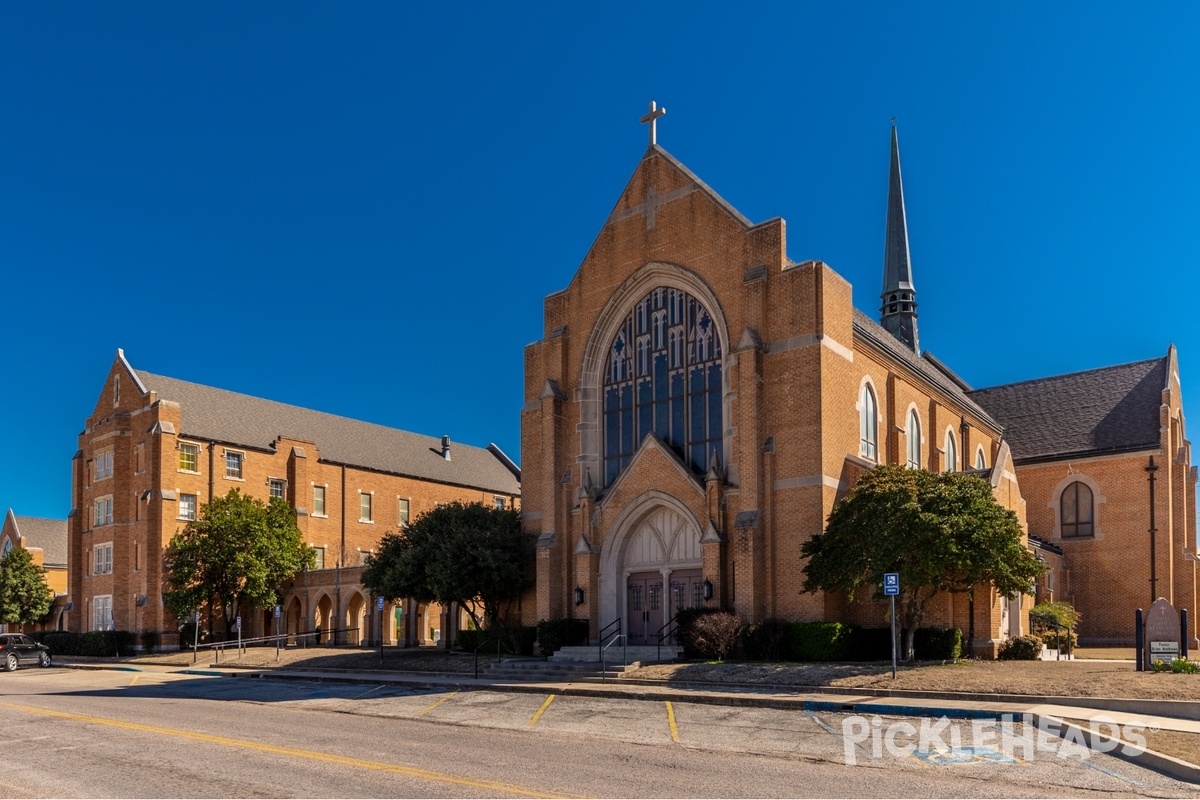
573,586,585,606
702,579,714,601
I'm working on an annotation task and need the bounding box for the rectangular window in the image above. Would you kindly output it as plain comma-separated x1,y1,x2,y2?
178,442,200,473
398,498,410,525
313,486,326,516
135,443,145,474
92,595,113,631
225,450,243,479
179,493,197,521
94,543,113,575
269,479,286,500
358,549,371,566
94,449,113,481
359,492,372,522
311,546,325,570
93,496,113,527
493,496,506,511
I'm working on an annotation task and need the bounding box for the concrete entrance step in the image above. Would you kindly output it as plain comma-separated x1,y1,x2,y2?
484,659,636,682
548,644,682,663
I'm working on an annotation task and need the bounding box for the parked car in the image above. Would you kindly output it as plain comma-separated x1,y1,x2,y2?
0,634,51,670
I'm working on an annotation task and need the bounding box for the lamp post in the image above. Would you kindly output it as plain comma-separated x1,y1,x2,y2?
1146,456,1158,605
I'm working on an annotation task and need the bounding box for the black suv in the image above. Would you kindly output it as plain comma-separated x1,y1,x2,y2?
0,634,51,670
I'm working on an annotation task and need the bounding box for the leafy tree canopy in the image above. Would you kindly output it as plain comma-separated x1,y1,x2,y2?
801,465,1044,659
0,546,53,626
362,501,533,632
163,489,313,636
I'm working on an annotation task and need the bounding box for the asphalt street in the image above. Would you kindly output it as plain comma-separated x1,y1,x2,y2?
0,666,1194,798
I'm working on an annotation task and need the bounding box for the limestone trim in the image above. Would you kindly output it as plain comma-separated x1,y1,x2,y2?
765,333,853,362
577,262,732,491
1048,472,1107,542
599,433,705,513
773,474,842,491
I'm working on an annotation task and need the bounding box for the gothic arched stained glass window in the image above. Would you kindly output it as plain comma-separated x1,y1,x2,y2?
603,287,723,485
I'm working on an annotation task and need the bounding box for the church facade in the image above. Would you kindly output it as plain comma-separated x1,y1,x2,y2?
521,115,1198,653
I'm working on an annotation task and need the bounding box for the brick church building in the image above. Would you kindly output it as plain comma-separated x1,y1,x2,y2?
521,109,1198,653
68,352,520,647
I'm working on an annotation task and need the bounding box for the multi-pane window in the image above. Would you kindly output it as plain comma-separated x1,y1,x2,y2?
179,493,197,521
905,410,921,469
493,496,506,510
311,546,325,570
944,431,957,472
359,492,372,522
92,595,113,631
269,479,286,500
397,498,410,525
1060,481,1094,538
859,384,878,461
178,442,199,472
313,486,326,516
94,450,113,481
603,287,723,485
94,543,113,575
94,496,113,527
225,450,243,479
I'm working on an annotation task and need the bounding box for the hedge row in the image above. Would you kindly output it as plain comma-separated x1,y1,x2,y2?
456,626,538,656
738,618,963,662
30,630,138,657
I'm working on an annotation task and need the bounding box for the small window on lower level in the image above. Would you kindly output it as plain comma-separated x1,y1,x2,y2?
269,479,286,500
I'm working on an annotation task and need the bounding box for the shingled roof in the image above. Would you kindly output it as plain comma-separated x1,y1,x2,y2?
967,357,1166,464
134,370,521,496
852,308,1000,430
6,513,68,568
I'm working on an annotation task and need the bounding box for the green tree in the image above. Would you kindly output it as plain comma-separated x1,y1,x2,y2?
801,465,1043,660
163,489,313,637
362,501,533,633
0,546,54,626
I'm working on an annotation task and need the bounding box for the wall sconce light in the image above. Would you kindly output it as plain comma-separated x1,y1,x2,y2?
702,579,714,601
573,586,585,606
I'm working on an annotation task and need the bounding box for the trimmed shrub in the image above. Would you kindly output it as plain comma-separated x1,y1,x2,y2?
845,627,895,661
677,607,728,658
504,625,538,657
1038,629,1078,651
688,612,742,661
998,635,1042,660
914,627,963,661
742,618,792,661
787,621,856,662
38,630,135,657
140,630,159,654
536,618,589,655
456,629,490,652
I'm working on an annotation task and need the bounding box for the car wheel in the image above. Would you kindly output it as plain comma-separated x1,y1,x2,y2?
5,653,18,672
39,652,51,668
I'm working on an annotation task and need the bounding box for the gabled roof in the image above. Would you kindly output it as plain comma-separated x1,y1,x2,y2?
5,512,68,568
133,370,521,495
967,357,1167,464
852,309,999,430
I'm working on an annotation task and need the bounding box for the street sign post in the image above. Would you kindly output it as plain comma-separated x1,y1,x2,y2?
275,605,282,661
884,573,900,679
236,615,242,656
193,610,200,664
376,596,385,664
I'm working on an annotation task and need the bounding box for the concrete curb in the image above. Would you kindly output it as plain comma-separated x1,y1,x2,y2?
1032,713,1200,787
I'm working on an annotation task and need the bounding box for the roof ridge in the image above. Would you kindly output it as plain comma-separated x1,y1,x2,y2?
969,356,1165,394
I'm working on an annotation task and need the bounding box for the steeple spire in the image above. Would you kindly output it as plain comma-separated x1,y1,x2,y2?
880,122,919,352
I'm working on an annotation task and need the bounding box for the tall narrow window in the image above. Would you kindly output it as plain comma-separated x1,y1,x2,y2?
179,494,197,521
975,447,986,470
602,287,723,485
224,451,243,479
906,410,921,469
359,492,372,522
398,498,410,525
94,450,113,481
859,384,878,461
94,496,113,527
1060,481,1094,538
944,431,957,472
313,486,326,516
311,546,325,570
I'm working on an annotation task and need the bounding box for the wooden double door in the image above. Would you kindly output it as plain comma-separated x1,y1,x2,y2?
627,569,704,645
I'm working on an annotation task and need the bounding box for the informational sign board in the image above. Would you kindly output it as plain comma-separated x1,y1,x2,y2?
883,573,900,596
1150,641,1180,661
235,615,241,630
376,596,385,611
274,605,281,619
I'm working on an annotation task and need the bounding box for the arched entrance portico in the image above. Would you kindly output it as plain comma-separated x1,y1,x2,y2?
598,494,704,645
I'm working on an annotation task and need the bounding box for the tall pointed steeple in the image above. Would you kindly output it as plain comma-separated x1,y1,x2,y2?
880,123,919,352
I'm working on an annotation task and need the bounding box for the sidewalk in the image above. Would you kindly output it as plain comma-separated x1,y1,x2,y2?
62,658,1200,785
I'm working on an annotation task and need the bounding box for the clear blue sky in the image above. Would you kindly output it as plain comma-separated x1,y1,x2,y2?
3,3,1199,519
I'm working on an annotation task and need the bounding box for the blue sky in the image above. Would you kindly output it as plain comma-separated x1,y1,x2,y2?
3,3,1199,519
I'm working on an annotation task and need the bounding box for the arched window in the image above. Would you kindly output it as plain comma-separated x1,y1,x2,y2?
1,540,11,558
859,384,878,461
603,287,723,485
944,430,957,472
975,447,986,470
906,410,921,469
1060,481,1094,538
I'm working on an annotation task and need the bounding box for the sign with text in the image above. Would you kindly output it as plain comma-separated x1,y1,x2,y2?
883,573,900,596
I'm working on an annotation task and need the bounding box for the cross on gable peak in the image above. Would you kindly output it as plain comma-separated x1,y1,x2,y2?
640,100,666,146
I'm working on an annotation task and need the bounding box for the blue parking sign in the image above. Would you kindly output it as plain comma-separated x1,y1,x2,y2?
883,572,900,596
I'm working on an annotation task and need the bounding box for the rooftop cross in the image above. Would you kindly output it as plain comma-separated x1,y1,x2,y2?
640,100,666,146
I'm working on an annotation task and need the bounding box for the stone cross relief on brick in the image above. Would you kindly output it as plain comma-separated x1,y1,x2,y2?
607,100,697,230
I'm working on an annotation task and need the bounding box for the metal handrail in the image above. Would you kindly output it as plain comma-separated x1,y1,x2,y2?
473,636,502,679
1030,612,1074,661
655,613,679,662
597,617,621,663
196,627,360,664
601,633,627,683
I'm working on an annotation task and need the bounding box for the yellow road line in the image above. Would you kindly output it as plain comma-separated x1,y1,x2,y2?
665,701,680,743
0,701,580,799
129,675,140,686
528,694,555,728
417,690,458,717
